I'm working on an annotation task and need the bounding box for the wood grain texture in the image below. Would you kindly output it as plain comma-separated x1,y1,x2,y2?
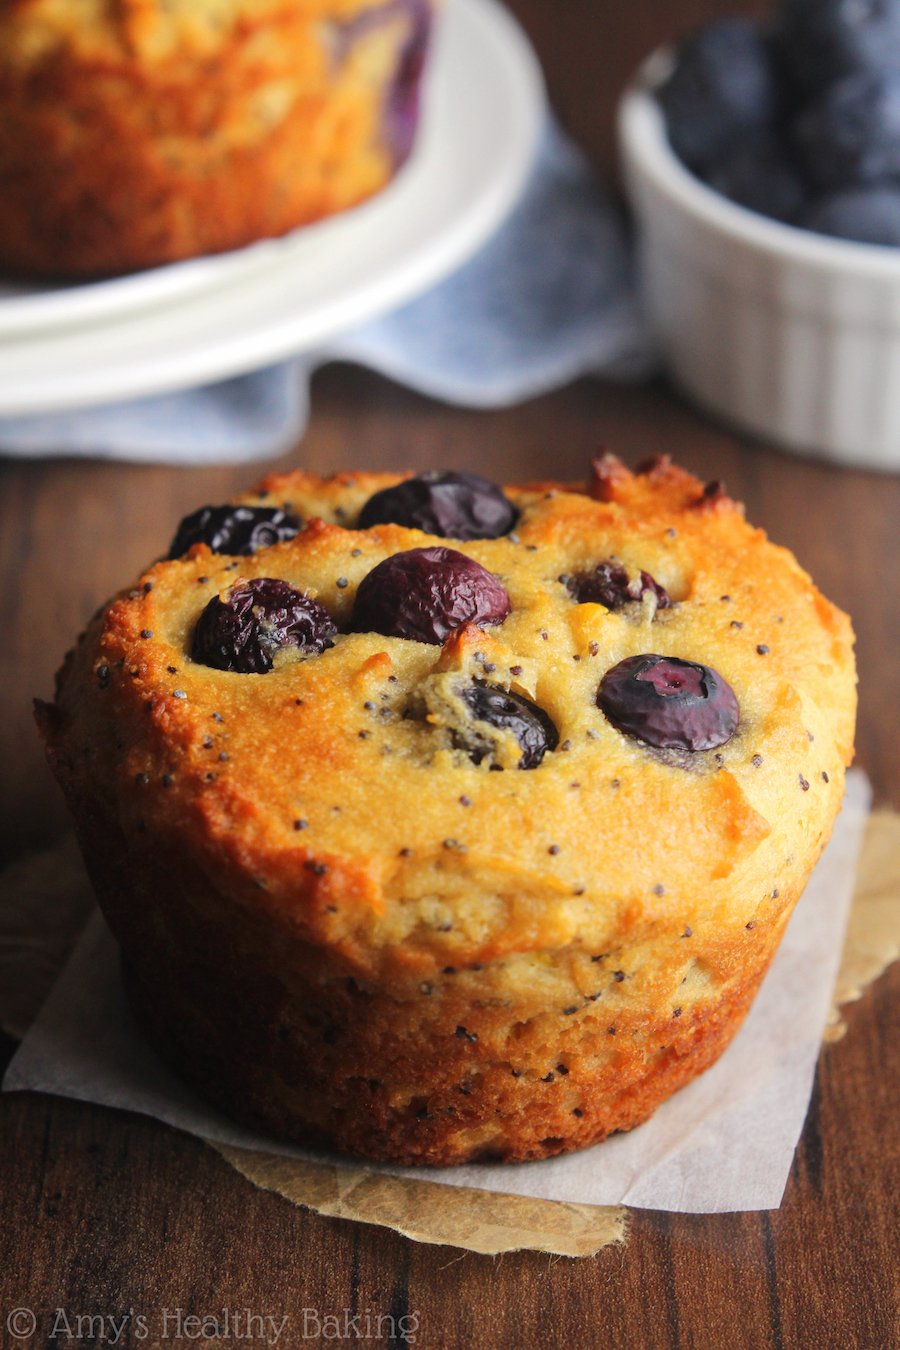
1,1,898,1345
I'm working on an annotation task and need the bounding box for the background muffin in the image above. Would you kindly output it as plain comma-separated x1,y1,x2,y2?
36,459,856,1165
0,0,434,278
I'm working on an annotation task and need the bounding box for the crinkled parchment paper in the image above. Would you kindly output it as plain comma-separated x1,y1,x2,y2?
210,1147,626,1256
822,809,900,1042
2,773,895,1256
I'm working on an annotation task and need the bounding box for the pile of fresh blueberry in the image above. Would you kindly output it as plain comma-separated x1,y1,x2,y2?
657,0,900,245
168,470,740,764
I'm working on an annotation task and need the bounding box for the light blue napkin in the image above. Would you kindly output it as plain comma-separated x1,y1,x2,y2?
0,120,652,464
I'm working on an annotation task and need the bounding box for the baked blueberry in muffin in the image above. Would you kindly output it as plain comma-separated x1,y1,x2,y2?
36,456,856,1165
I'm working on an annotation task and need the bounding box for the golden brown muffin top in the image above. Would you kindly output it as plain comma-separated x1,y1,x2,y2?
41,457,856,978
0,0,392,65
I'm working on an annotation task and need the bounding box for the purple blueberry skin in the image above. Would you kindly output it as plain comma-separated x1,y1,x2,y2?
568,561,670,611
358,470,518,541
801,184,900,243
384,0,432,165
598,654,740,752
191,578,336,674
168,505,300,560
774,0,900,97
792,70,900,190
456,683,559,769
332,0,432,166
658,18,778,171
352,546,510,645
704,131,808,222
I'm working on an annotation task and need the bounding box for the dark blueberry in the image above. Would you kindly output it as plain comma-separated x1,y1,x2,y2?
352,546,510,645
454,682,559,770
334,0,431,164
704,132,808,222
358,470,517,541
191,578,336,674
168,505,301,560
804,180,900,244
658,18,777,171
598,654,739,752
385,0,432,164
775,0,900,96
567,561,670,611
792,71,900,190
802,184,900,243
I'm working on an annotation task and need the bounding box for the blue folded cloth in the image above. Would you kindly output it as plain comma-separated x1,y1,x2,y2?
0,119,652,464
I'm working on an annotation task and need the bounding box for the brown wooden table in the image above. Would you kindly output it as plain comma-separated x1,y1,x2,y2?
1,4,897,1347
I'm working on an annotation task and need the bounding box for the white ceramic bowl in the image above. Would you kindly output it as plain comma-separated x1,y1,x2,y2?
618,53,900,473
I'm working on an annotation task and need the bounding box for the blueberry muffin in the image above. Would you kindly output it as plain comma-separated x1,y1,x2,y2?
0,0,434,278
36,458,857,1165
